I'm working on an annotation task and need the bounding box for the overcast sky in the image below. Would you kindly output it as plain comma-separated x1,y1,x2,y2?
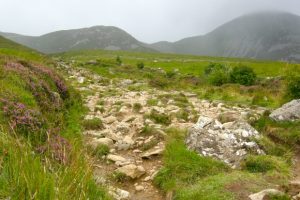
0,0,300,43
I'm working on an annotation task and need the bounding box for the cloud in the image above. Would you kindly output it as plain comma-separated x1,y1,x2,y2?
0,0,299,42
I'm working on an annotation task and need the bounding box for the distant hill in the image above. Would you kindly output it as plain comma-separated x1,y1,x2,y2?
2,11,300,61
150,11,300,62
0,26,155,54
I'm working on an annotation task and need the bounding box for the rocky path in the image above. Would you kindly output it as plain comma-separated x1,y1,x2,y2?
58,63,267,200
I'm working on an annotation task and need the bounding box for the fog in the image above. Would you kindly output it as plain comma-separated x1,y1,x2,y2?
0,0,300,43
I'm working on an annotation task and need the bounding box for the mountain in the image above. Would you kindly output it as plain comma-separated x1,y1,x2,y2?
150,11,300,62
0,26,155,54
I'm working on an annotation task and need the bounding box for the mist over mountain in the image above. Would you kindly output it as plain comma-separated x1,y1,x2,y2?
1,11,300,61
150,11,300,62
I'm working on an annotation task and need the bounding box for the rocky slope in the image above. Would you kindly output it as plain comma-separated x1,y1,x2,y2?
150,11,300,62
0,26,155,54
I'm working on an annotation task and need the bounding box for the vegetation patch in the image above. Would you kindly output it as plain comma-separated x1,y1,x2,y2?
146,110,171,125
82,118,104,130
241,155,290,175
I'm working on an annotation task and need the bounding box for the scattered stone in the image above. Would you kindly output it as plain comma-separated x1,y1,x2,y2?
107,154,127,163
104,116,117,124
141,146,165,159
270,99,300,121
77,76,85,83
109,187,130,200
115,164,145,179
248,189,284,200
90,138,114,148
116,136,135,151
120,79,133,86
135,185,145,192
288,181,300,196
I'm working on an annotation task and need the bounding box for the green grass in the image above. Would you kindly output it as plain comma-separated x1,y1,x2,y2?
174,171,275,200
154,128,229,191
253,117,300,147
0,37,110,199
242,155,290,175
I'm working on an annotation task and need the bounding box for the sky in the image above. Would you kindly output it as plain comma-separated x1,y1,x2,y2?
0,0,300,43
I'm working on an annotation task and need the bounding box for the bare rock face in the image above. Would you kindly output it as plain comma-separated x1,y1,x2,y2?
185,116,264,168
270,99,300,121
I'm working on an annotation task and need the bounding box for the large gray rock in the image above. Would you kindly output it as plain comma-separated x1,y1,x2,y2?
270,99,300,121
186,116,264,168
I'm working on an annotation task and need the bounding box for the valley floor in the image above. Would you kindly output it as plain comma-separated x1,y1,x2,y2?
57,62,293,200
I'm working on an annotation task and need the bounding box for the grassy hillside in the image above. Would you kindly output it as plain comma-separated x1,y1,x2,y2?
0,36,109,199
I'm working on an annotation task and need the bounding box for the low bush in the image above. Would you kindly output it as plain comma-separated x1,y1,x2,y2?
116,56,122,66
286,75,300,99
229,66,257,86
204,63,230,86
137,62,144,69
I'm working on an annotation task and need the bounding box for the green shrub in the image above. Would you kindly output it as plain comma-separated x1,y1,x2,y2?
230,66,256,86
204,63,230,86
286,76,300,99
137,62,144,69
116,56,122,66
82,118,104,130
